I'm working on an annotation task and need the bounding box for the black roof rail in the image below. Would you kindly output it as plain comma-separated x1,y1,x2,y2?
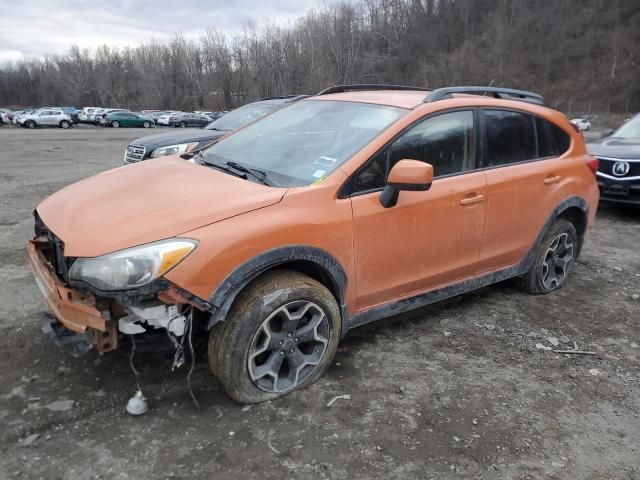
317,84,431,96
425,86,544,105
258,94,308,102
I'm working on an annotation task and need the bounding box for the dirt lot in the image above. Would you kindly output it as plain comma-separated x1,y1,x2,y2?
0,126,639,480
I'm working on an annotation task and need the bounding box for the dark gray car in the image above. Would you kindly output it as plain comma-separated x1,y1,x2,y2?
588,113,640,206
123,96,306,163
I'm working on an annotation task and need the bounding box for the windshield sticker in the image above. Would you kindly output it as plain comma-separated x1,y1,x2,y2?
312,176,327,184
315,156,337,167
312,169,326,179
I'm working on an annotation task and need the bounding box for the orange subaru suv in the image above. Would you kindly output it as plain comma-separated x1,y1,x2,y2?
28,85,599,403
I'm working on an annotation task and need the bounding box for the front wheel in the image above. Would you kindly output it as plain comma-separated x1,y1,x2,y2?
111,120,120,128
518,218,578,294
26,120,36,129
142,121,150,128
179,121,187,128
208,270,341,404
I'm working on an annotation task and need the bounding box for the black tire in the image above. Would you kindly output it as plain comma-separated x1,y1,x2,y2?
26,120,36,129
143,121,150,128
179,121,187,128
517,218,578,294
209,270,341,404
111,120,119,128
59,120,70,129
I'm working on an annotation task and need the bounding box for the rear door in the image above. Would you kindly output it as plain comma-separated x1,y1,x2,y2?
477,109,575,272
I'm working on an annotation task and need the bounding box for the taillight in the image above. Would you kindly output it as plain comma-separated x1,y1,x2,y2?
585,154,598,176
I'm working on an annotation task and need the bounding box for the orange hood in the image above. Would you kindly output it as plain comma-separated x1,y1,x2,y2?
36,157,287,257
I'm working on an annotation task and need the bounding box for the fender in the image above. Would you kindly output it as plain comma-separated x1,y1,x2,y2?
207,245,348,331
349,195,589,330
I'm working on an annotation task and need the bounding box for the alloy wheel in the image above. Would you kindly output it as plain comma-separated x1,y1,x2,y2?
247,300,330,393
541,233,574,290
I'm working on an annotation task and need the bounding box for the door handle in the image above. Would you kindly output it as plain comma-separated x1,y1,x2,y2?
544,175,561,185
460,194,485,205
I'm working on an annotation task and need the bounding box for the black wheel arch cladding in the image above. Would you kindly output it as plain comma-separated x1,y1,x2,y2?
207,245,348,330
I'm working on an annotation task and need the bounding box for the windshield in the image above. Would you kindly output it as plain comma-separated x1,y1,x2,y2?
201,100,407,187
205,101,283,131
613,115,640,139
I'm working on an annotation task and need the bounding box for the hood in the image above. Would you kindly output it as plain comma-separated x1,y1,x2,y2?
587,137,640,159
130,129,227,150
36,157,287,257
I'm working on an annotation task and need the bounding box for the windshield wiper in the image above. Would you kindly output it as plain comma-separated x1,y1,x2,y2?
198,154,248,179
225,161,276,187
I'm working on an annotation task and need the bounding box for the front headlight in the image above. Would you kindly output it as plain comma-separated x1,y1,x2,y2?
69,239,197,291
150,143,195,158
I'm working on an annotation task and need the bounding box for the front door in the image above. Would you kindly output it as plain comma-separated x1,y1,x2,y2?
350,109,487,311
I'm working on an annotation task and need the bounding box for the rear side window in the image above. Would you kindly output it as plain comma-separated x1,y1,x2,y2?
550,123,571,155
484,110,537,166
535,117,557,158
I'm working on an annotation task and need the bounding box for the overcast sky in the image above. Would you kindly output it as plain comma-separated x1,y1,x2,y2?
0,0,320,63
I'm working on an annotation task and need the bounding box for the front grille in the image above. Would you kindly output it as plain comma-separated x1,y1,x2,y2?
125,144,146,163
596,157,640,180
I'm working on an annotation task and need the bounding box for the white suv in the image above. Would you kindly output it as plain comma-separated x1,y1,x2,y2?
19,108,73,129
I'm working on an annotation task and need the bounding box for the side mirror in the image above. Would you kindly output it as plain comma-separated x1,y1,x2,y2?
380,159,434,208
601,129,614,138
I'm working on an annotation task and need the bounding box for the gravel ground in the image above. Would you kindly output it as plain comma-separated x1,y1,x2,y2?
0,126,639,480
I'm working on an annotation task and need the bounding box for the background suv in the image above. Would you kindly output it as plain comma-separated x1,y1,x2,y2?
588,113,640,205
123,96,305,163
30,85,598,405
19,108,72,129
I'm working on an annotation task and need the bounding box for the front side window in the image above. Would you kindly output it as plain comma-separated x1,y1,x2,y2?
353,110,476,192
485,109,537,166
202,100,407,187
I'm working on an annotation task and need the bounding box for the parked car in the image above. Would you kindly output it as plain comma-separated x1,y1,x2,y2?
78,107,100,123
123,96,305,163
12,109,36,125
168,112,212,128
19,108,73,129
29,85,598,404
61,107,79,123
0,108,11,125
96,108,128,125
570,118,591,131
105,111,155,128
587,113,640,206
156,111,181,126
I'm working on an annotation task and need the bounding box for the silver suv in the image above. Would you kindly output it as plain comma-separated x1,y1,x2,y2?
19,108,72,129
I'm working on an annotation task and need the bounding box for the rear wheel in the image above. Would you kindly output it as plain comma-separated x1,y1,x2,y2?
208,270,341,404
59,120,70,129
111,120,120,128
518,219,577,294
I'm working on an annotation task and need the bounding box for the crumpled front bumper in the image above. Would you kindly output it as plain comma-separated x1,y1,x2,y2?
27,239,108,334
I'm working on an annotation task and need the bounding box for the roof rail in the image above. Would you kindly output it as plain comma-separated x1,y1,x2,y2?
425,86,544,105
258,94,308,102
317,84,431,96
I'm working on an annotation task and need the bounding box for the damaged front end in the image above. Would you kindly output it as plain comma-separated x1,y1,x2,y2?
28,213,212,357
